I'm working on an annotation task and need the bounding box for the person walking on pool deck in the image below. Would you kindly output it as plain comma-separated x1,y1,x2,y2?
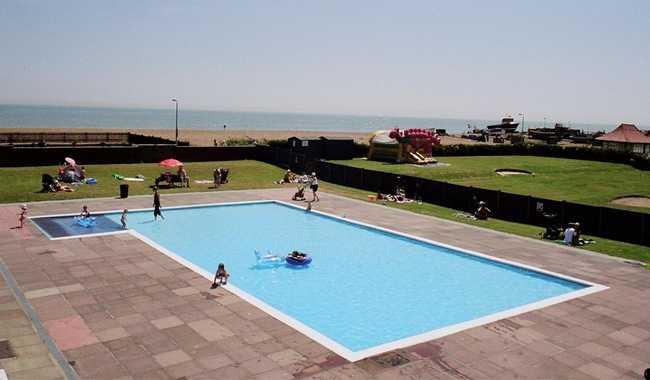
309,172,319,202
153,187,164,220
17,204,27,228
121,209,128,228
211,263,229,288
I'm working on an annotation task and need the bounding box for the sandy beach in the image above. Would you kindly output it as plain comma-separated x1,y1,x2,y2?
0,127,481,146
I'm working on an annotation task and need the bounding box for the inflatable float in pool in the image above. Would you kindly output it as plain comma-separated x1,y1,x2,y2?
286,252,312,266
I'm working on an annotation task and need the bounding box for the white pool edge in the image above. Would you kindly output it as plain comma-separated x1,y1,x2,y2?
30,199,609,362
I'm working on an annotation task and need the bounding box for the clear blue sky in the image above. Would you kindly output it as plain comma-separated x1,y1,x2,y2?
1,1,648,125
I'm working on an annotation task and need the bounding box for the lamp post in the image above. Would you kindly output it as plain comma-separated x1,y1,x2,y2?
518,113,525,133
171,99,179,145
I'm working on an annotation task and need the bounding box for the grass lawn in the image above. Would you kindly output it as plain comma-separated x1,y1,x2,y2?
332,156,650,212
0,160,285,203
0,160,647,265
320,182,650,266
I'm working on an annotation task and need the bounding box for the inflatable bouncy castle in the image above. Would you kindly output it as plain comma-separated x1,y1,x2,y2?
368,128,441,164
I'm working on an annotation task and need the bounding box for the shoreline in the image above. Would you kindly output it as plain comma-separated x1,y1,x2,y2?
0,127,482,146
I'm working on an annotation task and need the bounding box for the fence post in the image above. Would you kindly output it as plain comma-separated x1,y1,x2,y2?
526,196,532,224
496,190,501,218
597,207,604,236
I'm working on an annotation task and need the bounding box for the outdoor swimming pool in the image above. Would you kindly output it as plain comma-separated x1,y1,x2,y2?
32,201,604,360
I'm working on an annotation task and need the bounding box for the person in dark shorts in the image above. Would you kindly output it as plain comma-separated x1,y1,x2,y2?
211,263,229,288
309,172,319,202
153,187,164,220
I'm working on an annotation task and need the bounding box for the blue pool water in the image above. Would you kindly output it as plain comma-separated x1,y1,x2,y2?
36,202,589,353
32,215,123,238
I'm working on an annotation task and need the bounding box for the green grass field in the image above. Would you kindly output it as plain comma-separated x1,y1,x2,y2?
0,160,647,264
332,156,650,212
0,160,285,203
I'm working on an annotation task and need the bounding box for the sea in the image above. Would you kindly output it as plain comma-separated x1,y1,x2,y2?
0,104,613,134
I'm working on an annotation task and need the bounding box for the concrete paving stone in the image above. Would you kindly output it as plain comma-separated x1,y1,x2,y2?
241,355,280,375
578,361,623,380
600,351,650,373
198,352,234,370
7,366,65,380
96,326,129,342
608,329,645,346
252,339,288,355
267,348,307,366
116,313,147,327
575,341,615,358
154,349,192,367
0,355,57,372
151,315,185,330
123,321,158,338
24,287,60,299
188,318,234,341
173,286,200,296
163,324,208,348
120,356,162,375
163,360,204,378
227,346,262,363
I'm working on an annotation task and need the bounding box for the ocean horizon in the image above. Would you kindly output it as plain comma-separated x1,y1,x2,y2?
0,104,617,134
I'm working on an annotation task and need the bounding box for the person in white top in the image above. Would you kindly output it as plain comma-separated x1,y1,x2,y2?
563,225,576,246
309,172,319,202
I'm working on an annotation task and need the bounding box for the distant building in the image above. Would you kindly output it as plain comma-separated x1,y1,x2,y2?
595,123,650,156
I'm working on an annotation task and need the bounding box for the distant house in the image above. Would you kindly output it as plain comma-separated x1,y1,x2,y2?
595,123,650,156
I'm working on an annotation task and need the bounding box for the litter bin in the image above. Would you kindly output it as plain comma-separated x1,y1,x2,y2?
119,184,129,199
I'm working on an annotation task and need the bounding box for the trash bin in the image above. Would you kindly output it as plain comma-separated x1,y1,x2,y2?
119,184,129,198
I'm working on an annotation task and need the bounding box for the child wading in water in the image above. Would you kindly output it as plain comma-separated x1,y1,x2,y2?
153,187,164,220
121,209,128,229
17,204,27,228
211,263,229,288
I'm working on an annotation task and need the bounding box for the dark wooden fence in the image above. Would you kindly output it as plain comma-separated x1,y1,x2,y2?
0,132,188,146
255,145,650,246
0,145,257,166
0,132,130,145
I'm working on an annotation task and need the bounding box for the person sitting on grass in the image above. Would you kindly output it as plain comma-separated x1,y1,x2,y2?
211,263,229,288
474,201,491,220
213,168,221,188
563,222,583,246
563,223,576,246
178,165,190,188
276,169,296,184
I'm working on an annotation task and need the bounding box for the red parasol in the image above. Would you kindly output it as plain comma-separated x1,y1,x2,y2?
159,158,183,168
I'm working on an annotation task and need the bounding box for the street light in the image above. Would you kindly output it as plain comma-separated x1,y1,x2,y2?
171,99,179,145
518,113,525,133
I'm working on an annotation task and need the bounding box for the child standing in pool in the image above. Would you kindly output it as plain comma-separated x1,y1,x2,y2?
80,205,91,218
153,187,164,220
17,204,27,228
121,209,128,228
211,263,229,288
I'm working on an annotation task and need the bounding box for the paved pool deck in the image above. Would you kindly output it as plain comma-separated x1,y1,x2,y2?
0,188,649,379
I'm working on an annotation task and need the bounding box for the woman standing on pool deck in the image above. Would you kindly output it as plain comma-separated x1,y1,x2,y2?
309,172,319,202
153,187,164,220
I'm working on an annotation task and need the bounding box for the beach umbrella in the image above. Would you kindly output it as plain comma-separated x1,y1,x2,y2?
159,158,183,168
64,157,76,166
